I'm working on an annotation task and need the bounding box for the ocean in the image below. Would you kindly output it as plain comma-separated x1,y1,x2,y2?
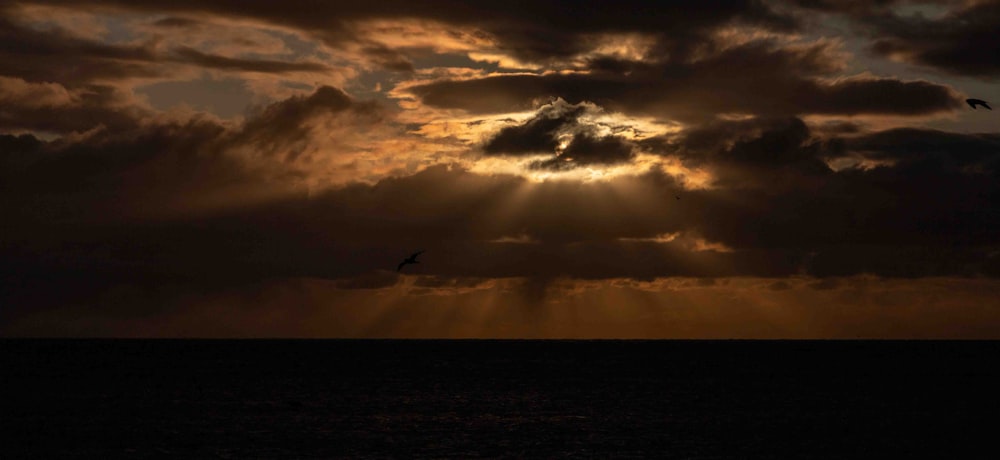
3,340,998,458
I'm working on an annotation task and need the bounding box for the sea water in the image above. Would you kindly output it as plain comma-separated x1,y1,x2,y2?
3,339,998,458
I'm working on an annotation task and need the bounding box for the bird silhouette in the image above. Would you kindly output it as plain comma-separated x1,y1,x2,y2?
675,194,681,200
397,250,424,272
967,98,992,110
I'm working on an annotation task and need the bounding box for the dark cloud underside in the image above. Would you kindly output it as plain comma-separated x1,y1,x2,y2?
21,0,798,60
410,68,960,120
864,2,1000,77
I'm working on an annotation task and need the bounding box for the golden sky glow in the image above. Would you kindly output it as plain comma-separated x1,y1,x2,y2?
2,0,1000,337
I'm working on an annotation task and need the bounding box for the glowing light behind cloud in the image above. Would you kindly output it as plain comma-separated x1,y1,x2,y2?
3,0,999,338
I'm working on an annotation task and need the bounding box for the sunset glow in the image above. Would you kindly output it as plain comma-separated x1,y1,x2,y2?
2,0,1000,338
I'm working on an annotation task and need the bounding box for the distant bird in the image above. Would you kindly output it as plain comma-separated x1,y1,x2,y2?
674,194,681,200
967,98,992,110
397,250,424,272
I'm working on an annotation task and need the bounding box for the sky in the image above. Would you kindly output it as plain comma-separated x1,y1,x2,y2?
2,0,999,338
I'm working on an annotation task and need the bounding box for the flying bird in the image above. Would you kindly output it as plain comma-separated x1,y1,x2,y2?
966,99,992,110
397,250,424,272
675,194,681,200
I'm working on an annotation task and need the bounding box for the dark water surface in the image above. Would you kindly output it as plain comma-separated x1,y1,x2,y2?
3,340,999,458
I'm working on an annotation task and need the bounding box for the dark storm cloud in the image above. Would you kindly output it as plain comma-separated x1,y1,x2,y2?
469,0,796,64
151,17,201,28
641,117,837,195
482,101,636,168
237,85,376,160
529,134,636,171
0,118,238,224
409,40,961,119
0,85,370,222
0,86,381,317
637,115,998,258
0,16,161,84
171,47,331,74
482,103,584,155
1,1,997,319
0,163,801,313
23,0,798,65
335,271,401,289
787,0,916,16
558,134,634,165
694,165,996,257
793,0,1000,78
0,13,330,88
801,77,962,115
0,133,42,174
5,1,961,120
3,153,997,291
412,276,486,288
768,280,793,290
807,245,994,278
717,117,832,176
849,128,1000,167
0,82,146,133
359,43,415,73
4,68,995,296
3,137,999,322
649,116,838,182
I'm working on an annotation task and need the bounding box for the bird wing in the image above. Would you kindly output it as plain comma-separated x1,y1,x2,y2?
967,99,991,109
411,250,425,259
397,261,407,271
